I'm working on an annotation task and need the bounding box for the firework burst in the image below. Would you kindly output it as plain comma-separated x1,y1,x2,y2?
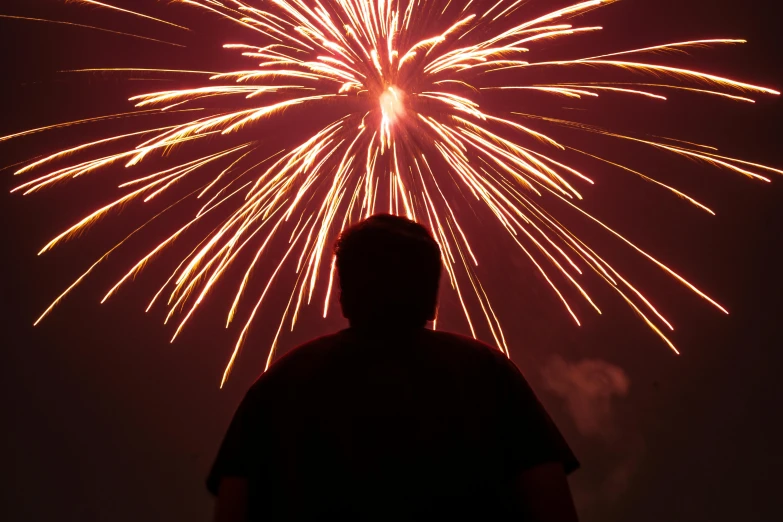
4,0,780,385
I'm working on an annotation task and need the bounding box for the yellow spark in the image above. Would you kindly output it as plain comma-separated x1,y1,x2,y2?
0,14,185,47
70,1,190,31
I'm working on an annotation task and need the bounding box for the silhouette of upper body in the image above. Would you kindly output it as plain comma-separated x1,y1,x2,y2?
209,215,579,521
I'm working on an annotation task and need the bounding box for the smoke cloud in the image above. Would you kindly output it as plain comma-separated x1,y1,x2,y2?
541,356,644,512
541,355,630,438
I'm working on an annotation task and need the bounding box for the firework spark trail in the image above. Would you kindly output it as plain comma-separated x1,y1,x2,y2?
0,14,185,47
68,0,191,31
3,0,779,385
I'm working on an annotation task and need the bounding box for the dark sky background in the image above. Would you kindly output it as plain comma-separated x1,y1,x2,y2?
1,1,781,521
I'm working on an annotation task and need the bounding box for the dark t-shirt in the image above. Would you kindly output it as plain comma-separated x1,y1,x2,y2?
207,328,578,520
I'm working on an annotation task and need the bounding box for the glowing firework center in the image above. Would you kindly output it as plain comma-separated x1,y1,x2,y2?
379,86,404,146
380,87,404,120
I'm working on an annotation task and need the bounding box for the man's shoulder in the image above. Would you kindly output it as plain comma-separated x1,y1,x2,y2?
289,331,346,355
248,332,345,390
424,329,507,356
249,329,511,390
417,329,514,370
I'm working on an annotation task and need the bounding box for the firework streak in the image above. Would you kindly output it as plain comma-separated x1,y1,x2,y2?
5,0,780,385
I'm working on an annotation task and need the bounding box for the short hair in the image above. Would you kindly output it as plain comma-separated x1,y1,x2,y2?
334,214,442,328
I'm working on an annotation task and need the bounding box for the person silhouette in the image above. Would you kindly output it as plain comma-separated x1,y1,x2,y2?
208,214,579,521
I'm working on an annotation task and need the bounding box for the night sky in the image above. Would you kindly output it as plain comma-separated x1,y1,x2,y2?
1,1,782,521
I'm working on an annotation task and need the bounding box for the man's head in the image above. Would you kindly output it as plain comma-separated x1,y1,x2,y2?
335,214,442,328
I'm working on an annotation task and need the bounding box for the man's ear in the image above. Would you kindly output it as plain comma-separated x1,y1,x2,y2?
427,303,438,322
339,291,349,319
